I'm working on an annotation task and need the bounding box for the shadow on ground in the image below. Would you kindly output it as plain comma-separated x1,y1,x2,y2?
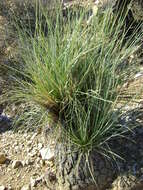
111,106,143,179
0,114,12,133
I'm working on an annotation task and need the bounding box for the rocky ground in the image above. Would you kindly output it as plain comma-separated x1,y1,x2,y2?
0,123,56,190
0,1,143,190
1,108,143,190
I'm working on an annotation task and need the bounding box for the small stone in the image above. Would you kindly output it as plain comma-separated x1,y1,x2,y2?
40,147,54,161
27,153,33,157
27,147,32,153
35,164,40,169
26,135,31,141
0,154,7,164
20,144,24,149
21,161,26,167
31,134,37,141
0,186,6,190
37,143,43,150
23,134,28,138
30,175,43,188
32,172,38,177
36,157,40,164
13,142,18,146
40,159,45,166
31,149,37,156
36,176,43,183
15,146,19,152
27,141,32,146
30,177,37,187
25,159,34,166
134,72,143,79
12,160,23,169
21,185,30,190
30,153,37,158
44,171,56,183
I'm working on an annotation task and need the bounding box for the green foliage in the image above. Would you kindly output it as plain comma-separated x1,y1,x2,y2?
2,3,142,156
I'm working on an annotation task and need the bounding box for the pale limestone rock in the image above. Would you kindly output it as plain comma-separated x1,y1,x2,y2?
40,147,54,161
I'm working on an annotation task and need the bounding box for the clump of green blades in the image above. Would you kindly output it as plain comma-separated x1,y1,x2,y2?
2,2,142,157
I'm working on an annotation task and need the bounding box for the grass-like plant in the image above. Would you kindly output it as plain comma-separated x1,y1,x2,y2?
2,1,142,157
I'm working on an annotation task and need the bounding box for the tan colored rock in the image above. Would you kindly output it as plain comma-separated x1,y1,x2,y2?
12,160,23,169
0,154,7,164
